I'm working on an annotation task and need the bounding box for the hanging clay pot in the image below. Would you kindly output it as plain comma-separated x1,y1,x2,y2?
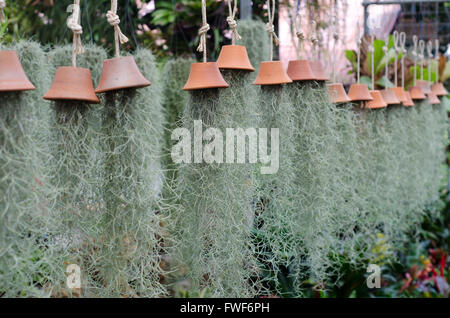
390,87,407,103
217,45,254,71
183,62,229,90
95,56,151,93
253,61,292,85
431,82,448,96
402,91,415,107
366,90,387,109
309,61,329,81
348,83,373,102
286,60,316,81
426,92,441,105
416,79,431,94
0,50,36,92
43,67,100,104
380,89,400,105
408,86,426,100
327,83,351,103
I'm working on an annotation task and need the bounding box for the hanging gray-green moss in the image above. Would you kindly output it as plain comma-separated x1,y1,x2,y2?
43,45,107,297
251,83,301,296
161,57,195,188
173,69,260,297
0,41,52,297
236,19,270,72
97,49,167,297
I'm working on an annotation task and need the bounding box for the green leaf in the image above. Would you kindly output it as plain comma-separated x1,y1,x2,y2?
345,50,357,71
360,75,373,90
376,75,394,88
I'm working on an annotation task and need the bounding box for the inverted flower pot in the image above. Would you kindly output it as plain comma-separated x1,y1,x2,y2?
431,82,448,96
287,60,316,81
183,62,229,90
426,92,441,105
95,56,151,93
309,61,329,81
0,50,35,92
390,87,407,103
348,83,373,102
327,83,351,103
408,86,426,100
253,61,292,85
380,89,400,105
402,91,415,107
416,79,431,94
43,67,100,104
217,45,254,71
367,90,387,109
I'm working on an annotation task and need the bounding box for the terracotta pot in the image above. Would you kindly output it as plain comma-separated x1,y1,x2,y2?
217,45,254,71
95,56,151,93
309,61,329,81
348,83,373,102
380,89,400,105
183,62,229,90
426,92,441,105
0,50,35,92
367,90,387,109
327,83,351,103
408,86,426,100
431,82,448,96
43,67,100,104
416,79,431,94
390,87,407,103
402,91,415,107
253,61,292,85
287,60,316,81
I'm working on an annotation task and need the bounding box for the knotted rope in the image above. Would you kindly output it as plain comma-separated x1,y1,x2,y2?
0,0,6,23
412,35,418,86
435,39,440,83
67,0,84,67
427,40,433,84
393,30,399,86
227,0,241,45
293,9,305,60
197,0,209,63
310,20,319,62
107,0,129,58
266,0,279,61
419,39,425,81
400,32,406,88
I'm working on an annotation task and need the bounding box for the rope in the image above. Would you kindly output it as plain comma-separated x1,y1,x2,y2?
435,39,440,83
419,39,425,81
266,0,279,61
293,2,304,60
67,0,84,68
383,39,388,87
393,30,399,86
412,35,418,86
226,0,241,45
197,0,209,63
370,34,374,90
310,20,319,62
107,0,129,58
331,0,338,83
427,40,433,84
356,21,361,84
0,0,6,23
400,32,406,88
